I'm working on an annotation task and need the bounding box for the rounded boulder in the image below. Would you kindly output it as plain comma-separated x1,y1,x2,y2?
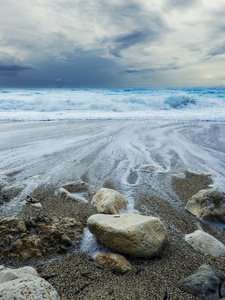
87,213,168,257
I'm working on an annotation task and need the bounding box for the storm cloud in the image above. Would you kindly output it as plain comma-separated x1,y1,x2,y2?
0,0,225,87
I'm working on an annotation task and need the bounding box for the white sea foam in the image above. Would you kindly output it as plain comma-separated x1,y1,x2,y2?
0,89,225,235
0,88,225,121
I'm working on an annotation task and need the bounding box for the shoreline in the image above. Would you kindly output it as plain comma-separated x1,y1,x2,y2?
0,119,225,299
1,171,224,299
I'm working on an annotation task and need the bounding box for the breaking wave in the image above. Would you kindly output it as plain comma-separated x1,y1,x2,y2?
0,88,225,121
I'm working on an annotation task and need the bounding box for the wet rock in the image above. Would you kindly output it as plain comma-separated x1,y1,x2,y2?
93,252,132,274
186,188,225,222
62,180,89,193
0,216,83,260
87,213,168,257
58,187,88,203
91,188,128,214
31,202,43,208
129,209,141,214
185,230,225,258
177,265,225,299
0,266,38,283
0,266,60,299
25,195,40,203
137,164,159,172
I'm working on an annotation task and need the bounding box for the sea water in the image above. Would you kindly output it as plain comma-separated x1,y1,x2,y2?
0,87,225,121
1,88,225,254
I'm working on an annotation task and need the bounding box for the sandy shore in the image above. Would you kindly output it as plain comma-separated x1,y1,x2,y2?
0,173,223,300
0,120,225,299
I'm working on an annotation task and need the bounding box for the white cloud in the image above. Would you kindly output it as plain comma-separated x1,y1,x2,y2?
0,0,225,86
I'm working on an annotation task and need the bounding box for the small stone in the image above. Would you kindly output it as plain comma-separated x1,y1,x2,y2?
186,188,225,222
185,230,225,257
93,252,132,274
137,164,159,172
58,187,88,203
25,195,39,203
31,202,43,208
177,265,225,299
16,220,27,232
60,234,72,246
58,187,69,198
91,188,128,214
62,180,89,193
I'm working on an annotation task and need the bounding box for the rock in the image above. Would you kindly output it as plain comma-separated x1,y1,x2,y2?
58,187,88,203
62,180,89,193
0,266,38,284
177,265,225,299
186,188,225,222
93,252,132,274
25,195,40,203
198,172,214,177
129,209,140,214
31,202,43,208
0,266,60,299
91,188,128,214
137,164,159,172
87,213,168,257
0,216,83,260
185,230,225,258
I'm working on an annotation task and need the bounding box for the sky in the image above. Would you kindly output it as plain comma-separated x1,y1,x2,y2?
0,0,225,88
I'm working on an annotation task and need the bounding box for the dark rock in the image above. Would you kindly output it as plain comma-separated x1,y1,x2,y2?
177,265,225,299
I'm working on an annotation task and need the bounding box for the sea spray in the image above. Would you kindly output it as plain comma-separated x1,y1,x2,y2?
0,87,225,121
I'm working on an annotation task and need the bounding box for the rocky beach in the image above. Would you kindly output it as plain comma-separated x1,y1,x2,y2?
0,120,225,299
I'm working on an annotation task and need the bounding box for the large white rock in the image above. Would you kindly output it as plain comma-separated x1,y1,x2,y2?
0,266,38,284
185,230,225,258
186,188,225,222
0,266,60,299
91,188,128,214
87,213,168,257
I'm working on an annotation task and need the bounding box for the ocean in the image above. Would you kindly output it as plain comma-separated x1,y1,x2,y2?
0,87,225,121
0,88,225,236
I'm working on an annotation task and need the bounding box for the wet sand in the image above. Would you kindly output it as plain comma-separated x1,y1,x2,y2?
0,120,225,299
0,173,223,300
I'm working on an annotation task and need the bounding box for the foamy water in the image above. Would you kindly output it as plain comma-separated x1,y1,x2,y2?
1,88,225,254
0,88,225,121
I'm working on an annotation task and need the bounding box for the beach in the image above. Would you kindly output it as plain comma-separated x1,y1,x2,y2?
0,119,225,299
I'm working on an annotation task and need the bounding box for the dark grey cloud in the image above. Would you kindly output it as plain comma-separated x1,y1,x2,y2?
124,64,181,74
91,0,169,58
0,64,32,72
109,30,150,58
0,51,122,87
1,0,225,87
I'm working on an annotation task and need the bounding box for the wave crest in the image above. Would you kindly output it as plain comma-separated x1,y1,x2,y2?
164,95,196,109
